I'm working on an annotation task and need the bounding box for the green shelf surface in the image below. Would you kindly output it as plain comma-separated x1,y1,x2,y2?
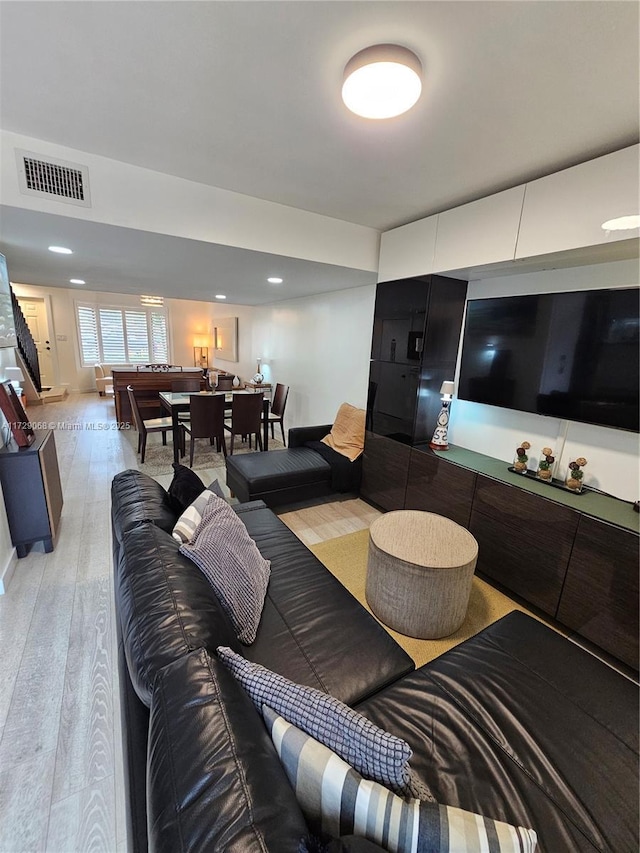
415,444,639,534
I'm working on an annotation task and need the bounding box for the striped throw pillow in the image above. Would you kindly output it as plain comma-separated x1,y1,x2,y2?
216,647,431,801
263,706,538,853
180,498,270,644
172,480,225,543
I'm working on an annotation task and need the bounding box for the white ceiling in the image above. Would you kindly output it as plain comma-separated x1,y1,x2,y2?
0,0,638,304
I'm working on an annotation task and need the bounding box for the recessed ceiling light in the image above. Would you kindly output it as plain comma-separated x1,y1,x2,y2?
267,277,283,284
342,44,422,119
69,278,85,285
48,245,73,254
601,215,640,231
215,294,226,299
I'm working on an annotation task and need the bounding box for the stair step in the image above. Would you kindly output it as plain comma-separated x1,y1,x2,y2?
40,386,68,403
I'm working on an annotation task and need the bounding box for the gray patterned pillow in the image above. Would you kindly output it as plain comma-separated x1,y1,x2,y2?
264,706,538,852
180,498,270,644
216,646,431,800
172,487,218,543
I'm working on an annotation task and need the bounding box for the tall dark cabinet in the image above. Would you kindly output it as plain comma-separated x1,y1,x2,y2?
361,275,467,509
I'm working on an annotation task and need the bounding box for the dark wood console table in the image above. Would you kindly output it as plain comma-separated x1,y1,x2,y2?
361,435,638,670
112,368,206,426
0,429,63,557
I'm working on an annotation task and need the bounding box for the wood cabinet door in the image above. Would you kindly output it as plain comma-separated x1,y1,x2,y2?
360,432,411,511
469,475,579,615
405,449,476,528
515,145,639,257
432,186,524,272
557,516,639,670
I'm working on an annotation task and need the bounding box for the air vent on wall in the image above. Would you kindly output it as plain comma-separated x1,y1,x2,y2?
16,149,91,207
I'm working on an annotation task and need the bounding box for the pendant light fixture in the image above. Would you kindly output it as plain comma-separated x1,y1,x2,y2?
342,44,422,119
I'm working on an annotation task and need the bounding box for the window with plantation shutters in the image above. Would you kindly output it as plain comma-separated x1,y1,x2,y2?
75,302,169,366
77,305,100,364
150,311,168,362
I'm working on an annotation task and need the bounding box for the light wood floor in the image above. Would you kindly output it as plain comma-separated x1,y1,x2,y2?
0,393,381,852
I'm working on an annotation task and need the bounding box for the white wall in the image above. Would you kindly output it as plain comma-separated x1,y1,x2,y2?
449,259,639,502
252,285,376,430
2,130,379,272
9,282,378,428
10,260,637,506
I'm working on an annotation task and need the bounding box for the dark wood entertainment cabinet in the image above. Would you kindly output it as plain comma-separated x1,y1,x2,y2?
361,436,639,670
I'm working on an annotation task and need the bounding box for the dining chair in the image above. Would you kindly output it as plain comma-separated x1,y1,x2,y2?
182,393,227,467
266,382,289,445
215,375,235,391
171,378,201,392
127,385,183,464
224,392,264,454
171,378,203,422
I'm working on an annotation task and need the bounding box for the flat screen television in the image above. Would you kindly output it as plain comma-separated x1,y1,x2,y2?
458,287,639,432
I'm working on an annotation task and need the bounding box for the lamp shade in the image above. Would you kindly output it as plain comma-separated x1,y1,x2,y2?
342,44,422,119
5,367,24,383
440,381,455,397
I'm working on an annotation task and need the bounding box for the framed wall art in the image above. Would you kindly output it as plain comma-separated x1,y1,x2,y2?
213,317,238,362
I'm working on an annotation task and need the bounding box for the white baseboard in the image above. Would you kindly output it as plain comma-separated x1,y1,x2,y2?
0,548,18,594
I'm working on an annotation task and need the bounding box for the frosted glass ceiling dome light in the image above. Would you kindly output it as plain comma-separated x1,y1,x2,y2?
342,44,422,119
601,215,640,231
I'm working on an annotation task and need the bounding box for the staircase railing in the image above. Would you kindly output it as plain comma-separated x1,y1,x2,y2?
10,288,41,393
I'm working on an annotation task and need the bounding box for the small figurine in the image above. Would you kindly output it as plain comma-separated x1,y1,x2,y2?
565,457,587,492
513,441,531,474
537,447,555,481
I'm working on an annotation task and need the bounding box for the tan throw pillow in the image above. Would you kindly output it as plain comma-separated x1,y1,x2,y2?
321,402,365,462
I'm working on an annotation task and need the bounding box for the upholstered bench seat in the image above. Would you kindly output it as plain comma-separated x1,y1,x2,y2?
226,447,332,506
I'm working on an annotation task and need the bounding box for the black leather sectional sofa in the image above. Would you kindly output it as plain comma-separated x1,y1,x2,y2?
111,468,638,853
226,423,363,506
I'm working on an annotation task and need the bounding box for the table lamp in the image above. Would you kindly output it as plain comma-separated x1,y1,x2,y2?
193,336,209,369
429,380,455,450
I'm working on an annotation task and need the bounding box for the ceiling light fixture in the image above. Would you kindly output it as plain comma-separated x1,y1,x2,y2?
342,44,422,119
48,245,73,254
69,278,85,285
267,277,283,284
601,215,640,231
215,294,226,300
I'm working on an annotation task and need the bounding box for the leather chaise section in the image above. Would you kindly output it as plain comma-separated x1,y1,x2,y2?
227,447,331,489
226,446,333,505
356,612,639,853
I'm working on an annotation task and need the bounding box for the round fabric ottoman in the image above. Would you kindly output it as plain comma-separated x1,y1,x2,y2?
365,510,479,639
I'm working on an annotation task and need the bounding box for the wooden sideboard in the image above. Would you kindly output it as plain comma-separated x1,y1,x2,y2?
0,429,63,557
112,368,206,425
361,438,639,670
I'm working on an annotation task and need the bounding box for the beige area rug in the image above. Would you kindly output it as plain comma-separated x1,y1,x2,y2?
310,529,537,668
123,426,284,477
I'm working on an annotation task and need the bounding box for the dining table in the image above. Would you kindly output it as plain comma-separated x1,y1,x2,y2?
159,390,271,465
